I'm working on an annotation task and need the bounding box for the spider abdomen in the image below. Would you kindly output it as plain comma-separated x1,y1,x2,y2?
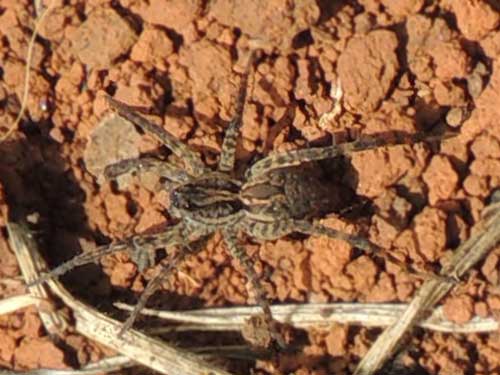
241,163,353,222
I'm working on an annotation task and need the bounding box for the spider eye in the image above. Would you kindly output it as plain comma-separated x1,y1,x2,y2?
272,202,283,212
171,190,190,210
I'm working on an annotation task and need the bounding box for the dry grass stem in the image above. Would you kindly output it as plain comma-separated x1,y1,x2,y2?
0,347,265,375
0,355,134,375
0,294,43,315
354,191,500,375
7,222,68,335
0,1,57,143
114,301,499,334
7,220,232,375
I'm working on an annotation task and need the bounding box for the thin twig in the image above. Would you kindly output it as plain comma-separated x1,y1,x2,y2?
7,222,68,335
354,191,500,375
0,1,57,142
7,220,232,375
0,355,133,375
0,294,43,315
114,301,500,334
191,345,270,361
0,276,24,285
0,346,266,375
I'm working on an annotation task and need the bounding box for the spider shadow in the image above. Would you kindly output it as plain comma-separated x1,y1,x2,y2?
143,324,431,375
2,125,135,299
0,123,120,365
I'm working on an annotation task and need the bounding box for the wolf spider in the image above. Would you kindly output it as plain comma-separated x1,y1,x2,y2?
33,51,448,348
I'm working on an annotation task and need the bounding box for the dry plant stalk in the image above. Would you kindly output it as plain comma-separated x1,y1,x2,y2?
354,191,500,375
0,355,134,375
7,221,68,335
0,294,44,316
114,301,500,334
0,1,56,142
7,220,232,375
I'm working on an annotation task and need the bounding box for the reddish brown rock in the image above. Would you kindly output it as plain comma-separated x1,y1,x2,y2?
325,325,349,357
422,155,459,205
14,338,67,369
351,146,414,198
110,261,137,288
72,8,137,69
0,332,16,363
338,30,399,113
130,26,174,68
443,295,475,324
413,207,447,262
136,0,202,33
446,0,500,41
179,40,235,122
208,0,319,50
346,256,378,292
406,15,469,82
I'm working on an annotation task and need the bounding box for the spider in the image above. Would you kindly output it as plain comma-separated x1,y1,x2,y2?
32,51,449,348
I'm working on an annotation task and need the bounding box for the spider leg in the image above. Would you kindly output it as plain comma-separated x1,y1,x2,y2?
118,232,209,336
130,235,158,272
105,95,206,176
27,223,186,287
27,242,129,287
246,131,455,180
118,247,187,336
296,220,423,274
218,51,256,173
223,229,286,349
245,219,423,282
104,156,191,184
243,219,379,252
294,220,379,253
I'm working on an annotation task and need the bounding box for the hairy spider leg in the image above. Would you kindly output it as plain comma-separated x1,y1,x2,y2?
223,229,287,349
242,218,431,289
104,157,191,184
246,131,455,180
241,218,378,252
118,248,187,336
27,243,128,287
296,219,394,260
28,223,186,287
105,96,206,176
218,51,256,173
118,230,210,336
103,157,193,271
296,220,379,252
296,221,442,281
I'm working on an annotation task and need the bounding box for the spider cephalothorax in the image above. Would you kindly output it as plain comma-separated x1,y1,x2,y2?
170,175,244,225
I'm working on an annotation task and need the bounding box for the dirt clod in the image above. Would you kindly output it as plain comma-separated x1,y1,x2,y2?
208,0,320,50
442,295,475,324
72,8,137,69
422,155,459,205
83,114,142,185
338,30,399,113
14,338,67,370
